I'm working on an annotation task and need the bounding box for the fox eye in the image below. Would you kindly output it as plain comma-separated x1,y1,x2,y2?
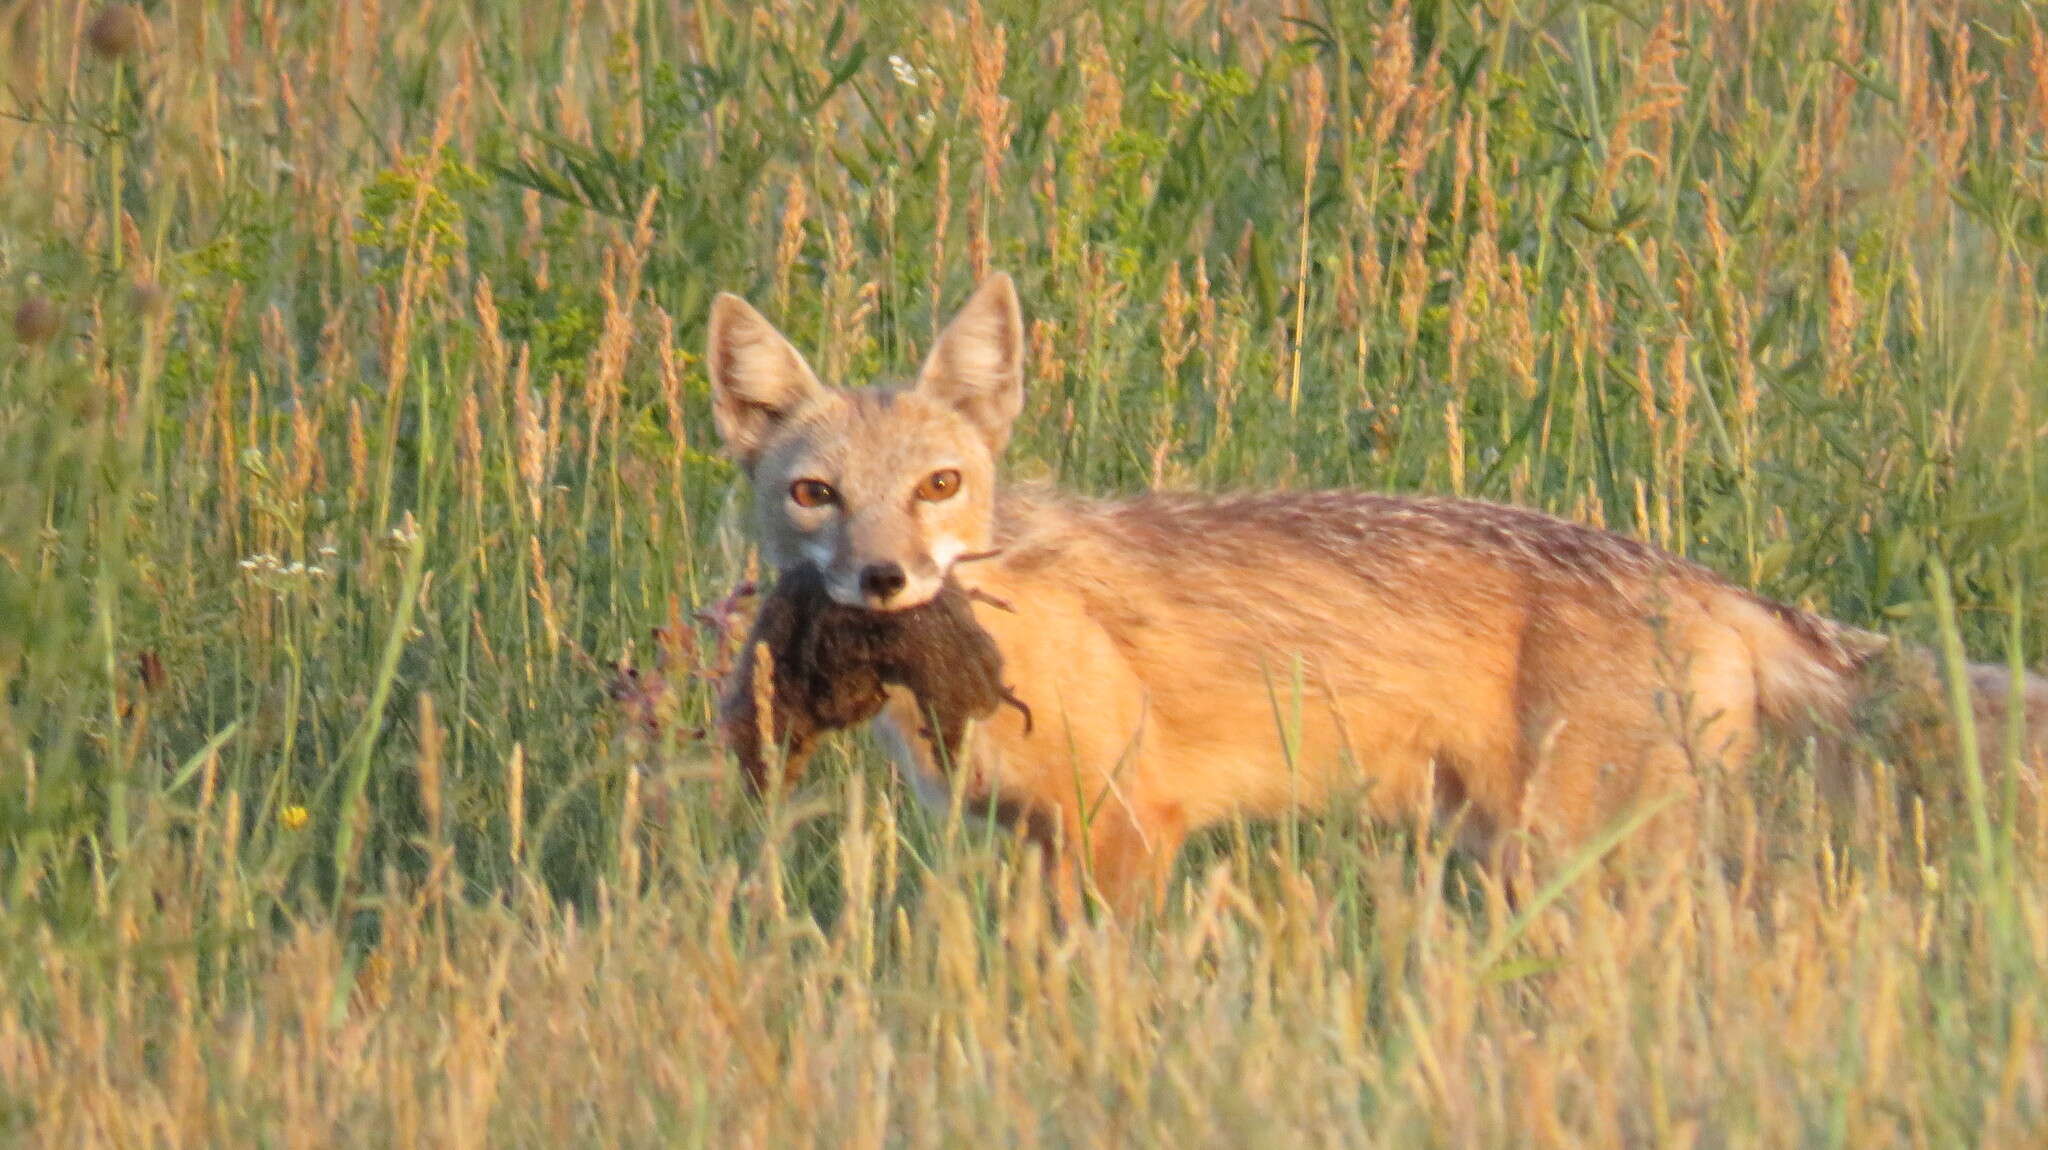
916,469,962,502
789,479,837,508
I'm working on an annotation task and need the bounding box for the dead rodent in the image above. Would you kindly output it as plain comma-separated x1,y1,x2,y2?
717,566,1029,790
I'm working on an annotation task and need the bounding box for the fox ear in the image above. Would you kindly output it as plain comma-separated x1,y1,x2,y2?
705,293,826,469
917,272,1025,453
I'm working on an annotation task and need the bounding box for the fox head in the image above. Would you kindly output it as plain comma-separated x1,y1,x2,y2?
705,274,1025,611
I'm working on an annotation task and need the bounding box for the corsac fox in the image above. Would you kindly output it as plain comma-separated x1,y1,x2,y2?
706,271,2047,920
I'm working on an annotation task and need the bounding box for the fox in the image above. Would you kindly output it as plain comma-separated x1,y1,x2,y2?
705,271,2048,921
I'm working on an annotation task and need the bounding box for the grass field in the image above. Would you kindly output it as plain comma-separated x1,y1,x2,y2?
4,0,2047,1142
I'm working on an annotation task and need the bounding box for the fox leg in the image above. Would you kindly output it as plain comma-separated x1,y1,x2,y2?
875,691,1103,924
977,784,1184,927
1082,797,1188,922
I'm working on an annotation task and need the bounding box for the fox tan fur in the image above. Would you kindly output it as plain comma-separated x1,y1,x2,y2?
707,273,2048,921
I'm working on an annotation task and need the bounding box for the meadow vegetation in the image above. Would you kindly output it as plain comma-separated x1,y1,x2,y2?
3,0,2047,1142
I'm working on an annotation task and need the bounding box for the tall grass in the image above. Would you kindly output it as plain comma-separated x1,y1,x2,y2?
2,0,2045,1142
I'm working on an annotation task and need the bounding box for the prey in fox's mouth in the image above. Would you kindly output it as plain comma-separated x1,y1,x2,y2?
716,565,1031,793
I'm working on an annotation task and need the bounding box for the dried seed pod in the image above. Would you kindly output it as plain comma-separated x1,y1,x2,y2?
11,296,58,344
128,279,168,317
85,5,142,60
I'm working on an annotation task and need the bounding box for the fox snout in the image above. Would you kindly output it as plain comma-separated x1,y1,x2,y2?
822,538,945,611
858,561,908,603
838,557,935,611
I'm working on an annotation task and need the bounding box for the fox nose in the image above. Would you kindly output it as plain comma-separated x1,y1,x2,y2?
859,562,908,603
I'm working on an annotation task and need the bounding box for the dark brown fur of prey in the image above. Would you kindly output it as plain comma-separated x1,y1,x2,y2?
717,565,1026,791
